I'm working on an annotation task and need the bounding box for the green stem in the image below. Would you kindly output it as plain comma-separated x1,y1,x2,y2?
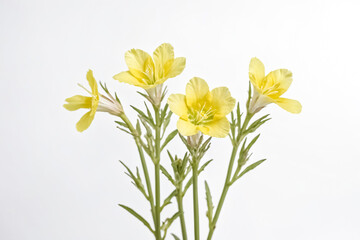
154,108,161,240
119,113,156,225
176,185,188,240
192,160,200,240
207,113,252,240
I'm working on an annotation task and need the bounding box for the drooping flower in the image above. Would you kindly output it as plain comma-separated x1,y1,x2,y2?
168,77,236,138
113,43,186,89
248,57,302,114
64,70,123,132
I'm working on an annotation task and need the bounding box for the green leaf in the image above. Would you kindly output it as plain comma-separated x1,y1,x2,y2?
161,130,178,151
198,159,213,174
118,204,154,234
115,120,128,128
183,159,213,195
144,102,155,125
171,233,181,240
160,165,175,185
205,181,214,225
136,119,142,136
246,81,252,109
119,161,147,199
161,211,180,230
131,105,155,128
238,159,266,178
161,190,177,212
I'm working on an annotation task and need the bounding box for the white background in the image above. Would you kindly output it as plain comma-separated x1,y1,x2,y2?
1,0,360,239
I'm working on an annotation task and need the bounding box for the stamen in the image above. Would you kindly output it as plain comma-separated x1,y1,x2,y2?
78,83,93,96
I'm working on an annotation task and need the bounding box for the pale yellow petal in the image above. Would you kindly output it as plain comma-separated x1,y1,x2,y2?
185,77,210,108
249,57,265,87
125,49,152,72
275,97,302,114
113,71,147,88
167,94,188,119
210,87,236,118
177,119,198,136
153,43,174,68
76,111,95,132
165,57,186,78
198,117,230,138
63,95,92,111
265,69,293,97
86,70,98,95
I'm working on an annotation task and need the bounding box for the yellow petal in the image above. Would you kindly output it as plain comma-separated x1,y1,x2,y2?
275,97,302,114
165,57,186,78
210,87,236,118
265,69,293,97
113,71,146,87
198,117,230,138
153,43,174,68
125,48,153,72
249,57,265,87
63,95,92,111
185,77,210,108
86,70,98,95
177,119,198,136
76,111,95,132
167,94,188,119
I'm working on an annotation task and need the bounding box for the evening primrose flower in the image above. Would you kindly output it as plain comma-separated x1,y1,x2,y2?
248,57,302,114
168,77,236,138
113,43,186,106
64,70,124,132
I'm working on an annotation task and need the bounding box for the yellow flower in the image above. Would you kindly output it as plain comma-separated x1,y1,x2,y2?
64,70,123,132
168,77,236,138
113,43,186,89
248,57,302,114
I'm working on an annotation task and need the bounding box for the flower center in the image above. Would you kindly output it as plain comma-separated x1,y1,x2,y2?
188,103,215,125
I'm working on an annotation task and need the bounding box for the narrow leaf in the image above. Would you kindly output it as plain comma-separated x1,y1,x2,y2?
160,165,175,184
205,181,214,225
161,190,177,212
161,130,178,151
118,204,154,233
238,159,266,178
171,234,181,240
